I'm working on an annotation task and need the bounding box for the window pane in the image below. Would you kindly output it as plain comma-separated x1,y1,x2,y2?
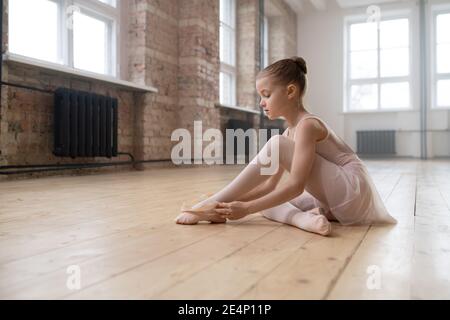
437,13,450,44
98,0,116,7
220,0,233,26
381,48,409,77
350,84,378,110
437,44,450,74
73,12,108,75
263,17,269,68
437,80,450,107
220,72,233,105
350,50,377,79
220,24,234,65
381,82,410,109
380,19,409,49
350,22,377,51
9,0,59,63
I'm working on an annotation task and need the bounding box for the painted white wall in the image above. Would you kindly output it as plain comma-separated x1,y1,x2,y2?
297,0,450,158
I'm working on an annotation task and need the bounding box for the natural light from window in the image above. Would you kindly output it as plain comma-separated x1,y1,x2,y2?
219,0,236,106
73,12,108,75
8,0,118,77
98,0,116,7
347,17,410,111
436,12,450,107
9,0,60,64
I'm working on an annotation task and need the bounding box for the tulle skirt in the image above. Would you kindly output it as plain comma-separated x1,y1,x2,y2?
291,154,397,226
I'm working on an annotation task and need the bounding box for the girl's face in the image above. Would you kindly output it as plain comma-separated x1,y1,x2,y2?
256,76,296,120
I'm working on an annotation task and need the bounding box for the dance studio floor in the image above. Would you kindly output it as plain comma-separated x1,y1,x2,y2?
0,159,449,299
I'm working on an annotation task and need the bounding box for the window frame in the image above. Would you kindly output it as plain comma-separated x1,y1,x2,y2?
219,0,237,106
8,0,120,78
343,10,414,113
263,16,269,68
431,4,450,109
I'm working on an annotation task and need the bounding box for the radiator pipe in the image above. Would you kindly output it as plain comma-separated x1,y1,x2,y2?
0,152,134,170
1,80,55,94
0,156,174,175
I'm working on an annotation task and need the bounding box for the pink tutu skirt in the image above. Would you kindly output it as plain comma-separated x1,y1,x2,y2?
293,154,397,226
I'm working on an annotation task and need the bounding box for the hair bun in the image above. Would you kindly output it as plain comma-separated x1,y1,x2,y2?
291,56,307,74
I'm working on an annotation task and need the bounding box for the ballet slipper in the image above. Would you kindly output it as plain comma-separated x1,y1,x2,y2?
175,199,226,225
181,202,218,216
307,210,332,236
314,215,332,236
297,208,332,236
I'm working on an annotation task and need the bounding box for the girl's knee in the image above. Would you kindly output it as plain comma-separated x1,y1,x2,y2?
265,135,291,155
268,134,288,145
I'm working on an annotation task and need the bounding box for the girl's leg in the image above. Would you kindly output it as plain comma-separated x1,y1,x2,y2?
290,191,339,222
176,135,295,224
261,201,331,236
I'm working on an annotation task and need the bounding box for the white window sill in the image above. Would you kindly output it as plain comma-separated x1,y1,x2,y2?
342,107,450,114
3,53,158,93
341,108,418,115
215,103,261,115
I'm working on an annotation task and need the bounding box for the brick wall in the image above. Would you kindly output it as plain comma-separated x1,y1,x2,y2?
0,0,297,181
268,0,297,63
177,0,221,162
237,0,260,111
129,0,180,166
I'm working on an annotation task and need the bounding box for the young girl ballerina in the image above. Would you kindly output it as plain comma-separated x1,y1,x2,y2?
175,56,397,236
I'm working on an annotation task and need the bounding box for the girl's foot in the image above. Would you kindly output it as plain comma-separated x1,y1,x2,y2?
292,208,332,236
175,201,227,225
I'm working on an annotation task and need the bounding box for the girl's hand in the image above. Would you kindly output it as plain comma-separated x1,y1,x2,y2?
215,201,250,220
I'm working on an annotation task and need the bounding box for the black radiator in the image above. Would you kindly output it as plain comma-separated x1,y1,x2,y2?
357,130,396,155
53,88,118,158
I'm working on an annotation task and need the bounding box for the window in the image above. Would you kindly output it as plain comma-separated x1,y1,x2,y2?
263,16,269,68
345,16,411,111
433,11,450,108
9,0,119,77
220,0,237,106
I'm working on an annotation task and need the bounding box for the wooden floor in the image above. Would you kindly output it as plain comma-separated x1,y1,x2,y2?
0,159,449,299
